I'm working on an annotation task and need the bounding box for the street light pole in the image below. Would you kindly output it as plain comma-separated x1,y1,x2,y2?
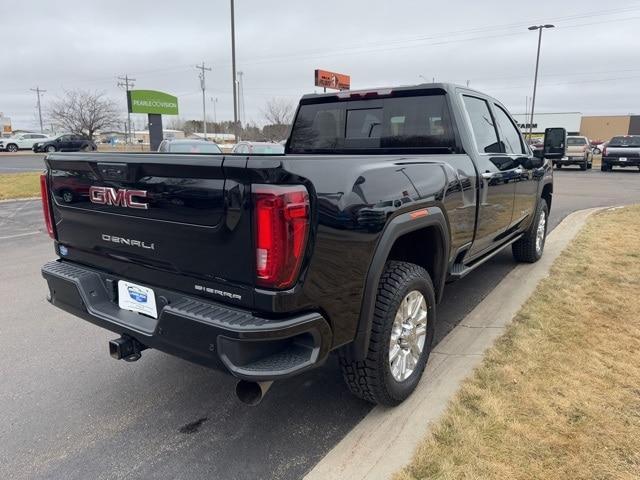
230,0,239,141
527,24,554,140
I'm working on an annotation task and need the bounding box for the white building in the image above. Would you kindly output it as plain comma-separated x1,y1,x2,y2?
511,112,582,136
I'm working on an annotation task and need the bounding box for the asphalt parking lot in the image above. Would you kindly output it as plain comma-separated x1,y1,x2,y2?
1,168,639,480
0,153,46,172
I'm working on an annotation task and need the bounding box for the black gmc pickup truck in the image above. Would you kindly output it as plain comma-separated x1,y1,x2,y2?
40,84,564,406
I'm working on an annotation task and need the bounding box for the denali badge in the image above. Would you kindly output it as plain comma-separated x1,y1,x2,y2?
90,186,149,210
101,234,155,250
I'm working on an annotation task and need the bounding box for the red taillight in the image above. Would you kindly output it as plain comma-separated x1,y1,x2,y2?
40,173,55,239
254,185,310,289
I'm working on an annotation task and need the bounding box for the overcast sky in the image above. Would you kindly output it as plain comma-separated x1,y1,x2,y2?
2,0,639,131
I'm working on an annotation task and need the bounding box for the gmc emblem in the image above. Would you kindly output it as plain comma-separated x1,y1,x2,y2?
89,186,149,210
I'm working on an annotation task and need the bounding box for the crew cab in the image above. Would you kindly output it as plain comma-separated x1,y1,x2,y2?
601,135,640,171
40,84,563,406
553,135,592,170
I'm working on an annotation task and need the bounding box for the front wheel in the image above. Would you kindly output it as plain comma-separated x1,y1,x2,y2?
340,261,436,406
6,144,18,153
512,199,548,263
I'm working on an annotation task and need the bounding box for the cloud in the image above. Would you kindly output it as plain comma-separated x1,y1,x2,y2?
2,0,639,129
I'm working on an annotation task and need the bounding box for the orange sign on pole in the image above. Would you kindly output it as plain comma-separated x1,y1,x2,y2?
314,69,350,91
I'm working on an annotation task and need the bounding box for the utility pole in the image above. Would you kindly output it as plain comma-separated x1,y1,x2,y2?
30,87,46,133
117,74,136,143
527,24,555,140
237,71,245,126
211,97,218,126
230,0,239,141
196,62,212,140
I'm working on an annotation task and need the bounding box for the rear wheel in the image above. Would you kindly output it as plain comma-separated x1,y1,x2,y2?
580,161,587,171
46,145,56,153
61,190,74,203
601,162,611,172
512,199,548,263
555,163,562,169
340,261,436,406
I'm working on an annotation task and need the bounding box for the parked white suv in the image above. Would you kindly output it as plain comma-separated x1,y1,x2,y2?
0,133,52,152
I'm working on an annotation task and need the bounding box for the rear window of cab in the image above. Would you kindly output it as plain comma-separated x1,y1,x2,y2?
288,93,456,154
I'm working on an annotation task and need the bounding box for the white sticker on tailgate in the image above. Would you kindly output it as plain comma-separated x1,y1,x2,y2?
620,157,627,161
118,280,158,319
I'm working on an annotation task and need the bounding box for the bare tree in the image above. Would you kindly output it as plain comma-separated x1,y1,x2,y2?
261,98,295,140
49,90,120,140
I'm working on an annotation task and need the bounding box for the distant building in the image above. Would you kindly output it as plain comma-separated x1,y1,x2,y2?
188,132,236,142
512,112,582,136
0,113,11,137
580,115,640,142
132,129,185,144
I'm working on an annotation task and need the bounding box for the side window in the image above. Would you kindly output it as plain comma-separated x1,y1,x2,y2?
462,96,500,154
493,105,525,154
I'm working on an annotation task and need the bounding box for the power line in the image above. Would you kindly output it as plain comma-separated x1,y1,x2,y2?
117,74,136,143
195,61,212,139
30,87,46,133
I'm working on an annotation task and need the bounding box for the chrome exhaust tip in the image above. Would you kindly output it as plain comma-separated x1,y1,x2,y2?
235,380,273,406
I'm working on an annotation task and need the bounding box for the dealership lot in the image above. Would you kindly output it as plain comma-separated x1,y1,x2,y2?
1,170,639,480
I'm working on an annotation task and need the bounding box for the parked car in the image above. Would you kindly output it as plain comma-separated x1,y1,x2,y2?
158,139,222,154
232,141,285,154
33,134,97,153
601,135,640,171
553,136,592,170
40,83,565,406
0,133,52,152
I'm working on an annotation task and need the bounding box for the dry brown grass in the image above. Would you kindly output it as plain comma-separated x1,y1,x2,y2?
0,172,41,200
396,205,640,480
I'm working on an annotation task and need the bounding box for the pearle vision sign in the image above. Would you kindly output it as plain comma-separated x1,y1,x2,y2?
127,90,179,115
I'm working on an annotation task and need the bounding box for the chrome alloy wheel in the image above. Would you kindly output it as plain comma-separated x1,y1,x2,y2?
389,290,428,382
536,209,547,255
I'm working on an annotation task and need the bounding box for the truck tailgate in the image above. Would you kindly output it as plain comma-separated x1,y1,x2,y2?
46,153,254,304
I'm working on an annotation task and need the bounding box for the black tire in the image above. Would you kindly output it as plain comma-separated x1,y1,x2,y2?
512,199,549,263
555,163,562,169
340,261,436,406
601,162,610,172
580,161,587,171
6,143,18,153
46,145,56,153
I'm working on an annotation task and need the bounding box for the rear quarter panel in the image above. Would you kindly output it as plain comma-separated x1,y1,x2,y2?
264,154,477,347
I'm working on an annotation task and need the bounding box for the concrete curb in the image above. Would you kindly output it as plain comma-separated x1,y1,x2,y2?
305,207,607,480
0,197,39,203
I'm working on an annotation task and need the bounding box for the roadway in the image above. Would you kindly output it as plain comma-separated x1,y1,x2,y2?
0,153,46,173
1,168,639,479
